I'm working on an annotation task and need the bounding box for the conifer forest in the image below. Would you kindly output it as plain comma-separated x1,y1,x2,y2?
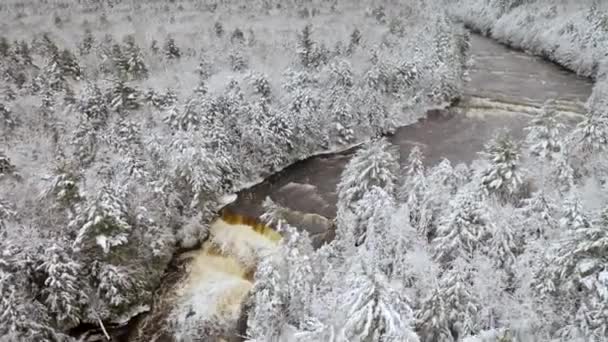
1,0,608,341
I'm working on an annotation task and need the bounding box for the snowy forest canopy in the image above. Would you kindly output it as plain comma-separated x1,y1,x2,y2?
1,0,608,341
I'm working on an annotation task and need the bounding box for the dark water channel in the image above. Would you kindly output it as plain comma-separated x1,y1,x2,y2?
225,34,593,221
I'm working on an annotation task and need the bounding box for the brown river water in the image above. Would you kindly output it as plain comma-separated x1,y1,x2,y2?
224,34,593,222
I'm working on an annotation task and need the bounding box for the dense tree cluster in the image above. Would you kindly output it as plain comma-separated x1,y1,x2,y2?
0,0,468,339
247,88,608,340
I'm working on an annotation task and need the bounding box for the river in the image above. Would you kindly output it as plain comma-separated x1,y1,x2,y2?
121,33,593,342
224,33,592,224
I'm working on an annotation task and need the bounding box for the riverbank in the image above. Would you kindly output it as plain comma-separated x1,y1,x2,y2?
447,0,608,115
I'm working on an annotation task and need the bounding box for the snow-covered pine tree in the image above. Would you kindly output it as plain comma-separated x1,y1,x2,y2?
36,243,87,327
352,186,404,275
433,188,489,264
214,21,224,37
164,37,181,60
0,243,66,340
196,55,212,82
145,87,178,110
337,138,399,213
542,202,608,340
122,35,148,80
110,42,129,77
0,37,10,58
248,72,272,101
525,99,565,161
325,59,356,144
0,102,18,132
71,184,132,255
107,79,140,113
347,27,362,55
0,197,16,232
42,159,83,212
55,48,81,80
415,286,452,342
79,28,95,56
229,47,248,71
518,189,559,240
297,24,327,69
247,223,317,341
335,260,420,342
570,110,608,158
337,138,399,243
14,40,33,67
479,131,526,203
92,262,139,309
402,146,434,237
71,118,98,167
549,151,576,196
246,276,289,342
417,258,480,342
485,200,522,271
112,118,142,154
78,82,109,126
560,194,591,231
0,151,17,180
231,28,245,45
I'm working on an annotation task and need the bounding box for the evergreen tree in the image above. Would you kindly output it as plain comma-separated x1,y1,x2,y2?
230,28,245,44
113,118,141,151
433,189,488,264
0,103,18,131
415,287,452,342
71,118,98,167
337,139,399,243
43,159,83,211
196,55,212,81
214,22,224,37
110,43,129,78
0,37,10,58
549,151,576,195
525,99,565,161
56,49,81,80
229,47,248,71
543,203,608,340
249,72,272,100
164,37,181,60
0,244,65,340
402,146,433,237
297,24,326,68
479,131,526,203
518,189,559,240
36,243,87,327
485,201,521,271
93,262,139,309
570,110,608,158
417,259,480,341
79,28,95,56
337,262,419,342
354,186,403,275
247,224,317,340
0,198,16,232
78,82,109,126
107,79,140,113
14,40,33,66
150,39,160,55
71,185,132,254
347,27,362,54
337,138,399,213
122,35,148,80
0,151,17,180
